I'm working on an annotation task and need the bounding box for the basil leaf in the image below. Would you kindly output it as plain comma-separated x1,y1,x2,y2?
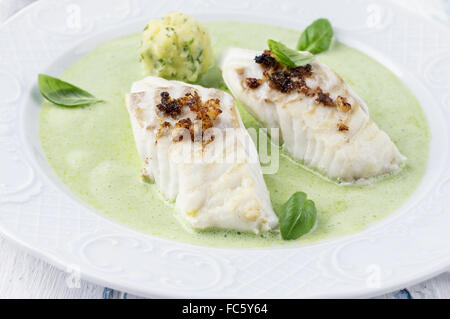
268,40,315,68
278,192,317,240
38,74,103,108
297,18,334,54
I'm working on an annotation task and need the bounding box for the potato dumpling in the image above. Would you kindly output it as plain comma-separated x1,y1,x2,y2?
139,12,214,83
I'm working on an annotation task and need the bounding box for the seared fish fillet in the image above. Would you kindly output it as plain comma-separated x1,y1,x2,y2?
126,76,278,233
220,48,406,183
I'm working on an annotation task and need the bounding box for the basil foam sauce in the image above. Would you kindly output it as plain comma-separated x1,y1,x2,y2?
39,22,429,248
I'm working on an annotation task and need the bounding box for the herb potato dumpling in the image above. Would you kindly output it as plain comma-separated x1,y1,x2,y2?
139,12,214,83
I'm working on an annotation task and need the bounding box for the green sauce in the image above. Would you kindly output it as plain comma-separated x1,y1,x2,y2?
39,22,430,248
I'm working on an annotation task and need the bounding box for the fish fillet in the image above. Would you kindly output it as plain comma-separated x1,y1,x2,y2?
126,76,278,232
220,48,406,183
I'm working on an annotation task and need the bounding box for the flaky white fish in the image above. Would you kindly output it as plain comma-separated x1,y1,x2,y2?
220,48,406,183
126,76,278,233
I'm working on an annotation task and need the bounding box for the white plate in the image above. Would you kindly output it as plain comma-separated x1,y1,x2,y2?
1,0,449,298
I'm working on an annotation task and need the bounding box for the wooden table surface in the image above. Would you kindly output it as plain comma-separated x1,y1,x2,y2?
1,0,449,299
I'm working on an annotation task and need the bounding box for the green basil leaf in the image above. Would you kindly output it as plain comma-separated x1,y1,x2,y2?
38,74,103,108
268,40,315,68
297,18,334,54
278,192,317,240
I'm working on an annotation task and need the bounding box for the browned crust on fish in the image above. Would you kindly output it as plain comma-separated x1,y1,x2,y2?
246,78,262,89
157,91,222,145
336,96,352,113
337,120,349,132
249,50,353,130
252,51,352,111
